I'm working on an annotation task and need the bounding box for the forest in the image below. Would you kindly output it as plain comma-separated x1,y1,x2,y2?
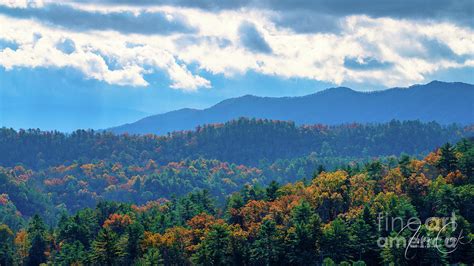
0,119,473,265
0,138,472,265
0,118,469,168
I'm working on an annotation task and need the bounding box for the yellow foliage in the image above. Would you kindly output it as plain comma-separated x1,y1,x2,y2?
381,168,405,194
15,230,30,262
349,173,375,207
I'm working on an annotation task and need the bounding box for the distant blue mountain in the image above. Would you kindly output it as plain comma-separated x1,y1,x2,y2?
109,81,474,135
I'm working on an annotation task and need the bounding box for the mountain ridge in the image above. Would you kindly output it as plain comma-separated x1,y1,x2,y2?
108,81,474,135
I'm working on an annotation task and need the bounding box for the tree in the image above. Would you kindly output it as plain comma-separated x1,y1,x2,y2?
0,224,14,266
398,154,411,177
91,228,121,266
53,241,86,265
322,257,336,266
456,139,474,179
322,218,352,263
436,143,457,175
137,247,163,266
251,220,284,265
193,223,232,265
349,215,378,262
26,215,48,266
265,181,280,202
14,230,29,265
123,222,144,264
286,208,322,265
380,231,409,265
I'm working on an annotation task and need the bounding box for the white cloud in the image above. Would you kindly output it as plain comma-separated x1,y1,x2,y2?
0,4,473,91
0,14,210,90
0,0,44,8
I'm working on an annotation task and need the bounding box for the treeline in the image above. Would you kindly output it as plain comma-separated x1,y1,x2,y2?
0,154,378,225
0,118,469,168
0,139,473,265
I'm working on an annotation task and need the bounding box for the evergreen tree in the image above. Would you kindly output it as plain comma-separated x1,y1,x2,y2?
26,215,48,266
265,181,280,202
456,139,474,179
138,248,163,266
437,143,458,175
398,154,411,177
53,241,86,265
322,218,352,263
194,224,232,266
322,257,336,266
0,224,14,266
251,220,284,265
91,228,120,266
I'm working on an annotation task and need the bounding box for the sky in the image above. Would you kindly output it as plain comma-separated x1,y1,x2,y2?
0,0,473,131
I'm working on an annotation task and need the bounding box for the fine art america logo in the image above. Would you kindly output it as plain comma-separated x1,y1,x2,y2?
376,212,471,259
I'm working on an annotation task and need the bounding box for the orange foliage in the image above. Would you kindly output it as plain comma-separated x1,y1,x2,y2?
141,231,164,250
187,213,218,230
161,227,192,253
406,173,431,196
131,199,168,213
80,164,95,176
424,151,441,166
52,164,78,173
43,178,65,186
445,170,466,185
349,173,375,207
0,193,9,205
268,195,301,226
146,159,158,170
410,159,426,173
15,230,29,262
380,168,405,194
103,213,133,229
239,200,270,234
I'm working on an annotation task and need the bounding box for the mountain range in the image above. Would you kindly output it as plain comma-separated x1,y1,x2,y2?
109,81,474,135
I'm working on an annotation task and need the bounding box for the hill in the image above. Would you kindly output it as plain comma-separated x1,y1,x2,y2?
0,139,473,265
0,119,469,168
109,81,474,135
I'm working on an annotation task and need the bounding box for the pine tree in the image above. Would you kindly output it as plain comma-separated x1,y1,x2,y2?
91,228,120,266
265,181,280,202
398,154,411,177
322,218,352,263
437,143,457,175
251,220,284,265
26,215,48,266
53,241,86,265
138,247,163,266
0,224,14,266
194,224,232,265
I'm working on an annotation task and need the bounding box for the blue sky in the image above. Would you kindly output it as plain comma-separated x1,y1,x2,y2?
0,0,473,131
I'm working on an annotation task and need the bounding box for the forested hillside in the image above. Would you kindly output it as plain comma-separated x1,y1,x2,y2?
0,119,469,167
0,119,472,265
0,139,472,265
109,81,474,135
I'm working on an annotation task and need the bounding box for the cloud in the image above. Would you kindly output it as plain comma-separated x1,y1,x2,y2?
174,35,232,49
0,16,210,90
238,21,272,54
0,38,18,51
421,38,466,62
344,57,393,70
0,3,472,91
72,0,474,28
0,3,195,35
271,11,342,33
56,38,76,54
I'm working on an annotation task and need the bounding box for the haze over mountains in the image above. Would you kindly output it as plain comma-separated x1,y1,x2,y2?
109,81,474,135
